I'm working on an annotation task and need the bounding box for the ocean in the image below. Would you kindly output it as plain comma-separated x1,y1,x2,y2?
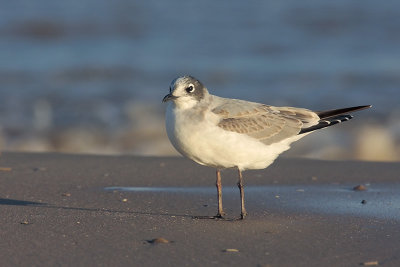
0,0,399,160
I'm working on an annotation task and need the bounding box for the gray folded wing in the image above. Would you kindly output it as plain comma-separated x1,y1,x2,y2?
212,99,319,145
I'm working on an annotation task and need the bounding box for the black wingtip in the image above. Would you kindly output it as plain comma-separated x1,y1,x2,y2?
357,104,372,110
299,114,355,135
299,105,371,135
316,105,372,119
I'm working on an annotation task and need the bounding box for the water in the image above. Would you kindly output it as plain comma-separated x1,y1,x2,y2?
105,184,400,220
0,0,399,159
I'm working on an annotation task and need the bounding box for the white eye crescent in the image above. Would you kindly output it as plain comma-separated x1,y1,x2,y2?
185,84,195,93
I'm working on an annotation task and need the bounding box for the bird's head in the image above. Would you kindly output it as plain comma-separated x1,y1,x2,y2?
162,75,208,109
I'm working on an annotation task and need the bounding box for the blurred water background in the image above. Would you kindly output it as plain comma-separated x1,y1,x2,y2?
0,0,399,161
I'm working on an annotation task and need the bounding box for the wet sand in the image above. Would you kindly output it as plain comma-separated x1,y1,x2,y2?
1,152,400,266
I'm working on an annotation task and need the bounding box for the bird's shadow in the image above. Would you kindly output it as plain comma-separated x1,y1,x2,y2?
0,198,45,206
0,198,240,221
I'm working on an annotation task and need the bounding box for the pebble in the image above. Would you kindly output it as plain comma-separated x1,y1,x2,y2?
353,184,367,191
361,261,378,266
223,248,239,252
149,238,169,244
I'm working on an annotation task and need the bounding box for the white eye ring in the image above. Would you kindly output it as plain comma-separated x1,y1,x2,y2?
185,84,195,93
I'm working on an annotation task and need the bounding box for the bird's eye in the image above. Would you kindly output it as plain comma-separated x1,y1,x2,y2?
186,85,195,93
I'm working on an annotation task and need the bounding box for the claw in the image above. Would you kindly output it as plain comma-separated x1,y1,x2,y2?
214,213,226,219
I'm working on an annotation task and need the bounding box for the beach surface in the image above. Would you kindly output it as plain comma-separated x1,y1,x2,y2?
1,152,399,266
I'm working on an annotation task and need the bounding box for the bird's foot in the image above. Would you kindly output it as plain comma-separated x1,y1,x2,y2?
192,211,227,220
213,212,226,220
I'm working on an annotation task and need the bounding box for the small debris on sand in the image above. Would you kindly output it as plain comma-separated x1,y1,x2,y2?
361,200,367,204
361,261,379,266
61,193,71,197
121,198,128,202
20,220,29,225
148,237,169,244
353,184,367,191
33,167,47,172
0,167,12,171
223,248,239,252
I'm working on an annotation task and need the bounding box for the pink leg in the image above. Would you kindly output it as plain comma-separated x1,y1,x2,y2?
237,168,247,219
215,169,226,218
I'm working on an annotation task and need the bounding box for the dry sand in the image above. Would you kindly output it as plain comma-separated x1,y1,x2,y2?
0,152,400,266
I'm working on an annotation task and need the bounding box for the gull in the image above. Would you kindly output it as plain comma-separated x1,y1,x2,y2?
162,75,371,219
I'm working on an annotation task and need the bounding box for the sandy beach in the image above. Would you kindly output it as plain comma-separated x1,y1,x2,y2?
1,2,399,266
0,152,399,266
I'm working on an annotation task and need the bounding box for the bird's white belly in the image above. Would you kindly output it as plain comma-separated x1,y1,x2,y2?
166,103,304,170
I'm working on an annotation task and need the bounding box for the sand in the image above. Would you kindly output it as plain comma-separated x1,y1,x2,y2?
0,152,399,266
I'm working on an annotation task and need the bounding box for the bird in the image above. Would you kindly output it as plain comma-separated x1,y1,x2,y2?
162,75,371,219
